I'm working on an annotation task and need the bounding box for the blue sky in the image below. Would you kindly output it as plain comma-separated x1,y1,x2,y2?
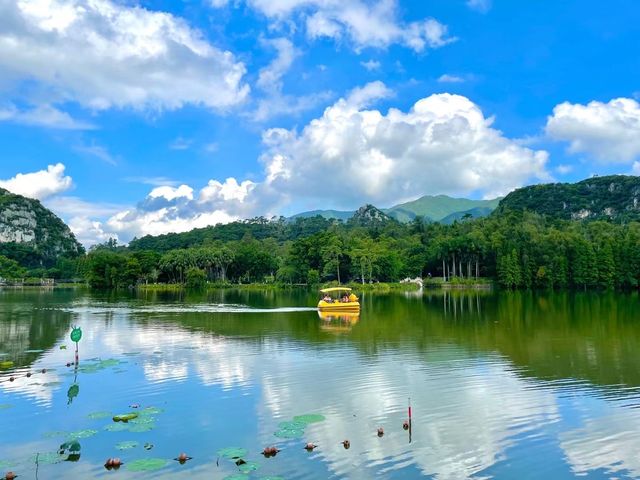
1,0,639,245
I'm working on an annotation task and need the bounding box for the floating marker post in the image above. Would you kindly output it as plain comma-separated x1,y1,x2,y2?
408,397,413,443
68,326,82,405
70,326,82,365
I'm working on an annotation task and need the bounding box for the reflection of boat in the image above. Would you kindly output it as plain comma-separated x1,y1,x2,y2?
318,310,359,333
317,287,360,312
317,310,360,323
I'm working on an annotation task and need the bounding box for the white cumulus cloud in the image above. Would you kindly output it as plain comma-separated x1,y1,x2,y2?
0,0,249,112
0,103,94,129
0,163,73,200
103,178,260,241
344,80,394,108
212,0,455,52
467,0,492,13
438,74,465,83
360,59,381,71
546,98,640,163
257,37,300,92
252,36,331,121
260,84,550,205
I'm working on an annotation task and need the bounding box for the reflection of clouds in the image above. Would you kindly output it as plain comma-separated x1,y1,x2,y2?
255,352,560,480
560,402,640,477
101,325,254,389
0,342,74,406
1,367,60,405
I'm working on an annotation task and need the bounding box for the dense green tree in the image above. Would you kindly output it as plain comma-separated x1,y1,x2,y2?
0,255,27,279
186,267,206,289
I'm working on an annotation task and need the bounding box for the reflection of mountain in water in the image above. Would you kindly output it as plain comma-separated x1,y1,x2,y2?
0,289,74,367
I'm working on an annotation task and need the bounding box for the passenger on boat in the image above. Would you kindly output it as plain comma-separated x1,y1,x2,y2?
323,294,333,303
341,294,349,303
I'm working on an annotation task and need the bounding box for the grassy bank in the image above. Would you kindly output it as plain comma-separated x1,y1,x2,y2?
423,277,494,289
136,282,424,292
137,282,301,292
343,282,421,292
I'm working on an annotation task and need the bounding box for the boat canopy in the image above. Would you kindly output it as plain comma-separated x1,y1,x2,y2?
320,287,353,293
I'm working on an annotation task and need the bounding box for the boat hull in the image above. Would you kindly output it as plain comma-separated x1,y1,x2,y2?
317,300,360,312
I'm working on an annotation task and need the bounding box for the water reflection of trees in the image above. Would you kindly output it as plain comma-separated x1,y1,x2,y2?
418,290,640,393
0,289,74,367
7,288,638,393
146,289,640,393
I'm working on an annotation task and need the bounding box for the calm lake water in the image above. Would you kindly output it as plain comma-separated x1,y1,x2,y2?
1,288,640,479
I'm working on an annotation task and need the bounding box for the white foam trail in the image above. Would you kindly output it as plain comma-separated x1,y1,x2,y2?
39,304,317,314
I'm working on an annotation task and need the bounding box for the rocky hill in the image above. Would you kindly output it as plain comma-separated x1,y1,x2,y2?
495,175,640,222
0,188,84,267
347,204,395,228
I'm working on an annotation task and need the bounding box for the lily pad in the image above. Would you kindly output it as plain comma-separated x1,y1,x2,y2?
128,423,155,433
278,420,307,430
100,358,121,366
138,406,163,416
116,441,139,450
88,411,111,419
0,460,15,468
126,458,167,472
42,381,62,387
293,413,325,424
33,452,65,465
67,429,98,439
224,475,248,480
113,413,138,422
274,427,305,438
130,415,155,424
274,419,307,438
104,423,129,432
78,364,101,374
0,404,13,410
0,360,14,369
217,447,247,459
238,461,260,474
260,477,285,480
43,430,67,438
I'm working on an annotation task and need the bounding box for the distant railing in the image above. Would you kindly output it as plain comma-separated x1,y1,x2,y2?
0,277,57,286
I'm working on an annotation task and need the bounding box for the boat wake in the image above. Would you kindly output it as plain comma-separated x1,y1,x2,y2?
41,304,317,315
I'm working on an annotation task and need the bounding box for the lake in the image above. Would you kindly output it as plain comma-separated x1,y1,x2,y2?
1,288,640,479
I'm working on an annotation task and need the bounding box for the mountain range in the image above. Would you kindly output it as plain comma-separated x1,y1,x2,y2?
291,194,502,224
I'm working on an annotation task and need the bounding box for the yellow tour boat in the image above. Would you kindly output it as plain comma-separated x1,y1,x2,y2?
317,287,360,312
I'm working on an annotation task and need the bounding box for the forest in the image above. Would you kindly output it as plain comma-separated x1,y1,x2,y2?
8,206,635,291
